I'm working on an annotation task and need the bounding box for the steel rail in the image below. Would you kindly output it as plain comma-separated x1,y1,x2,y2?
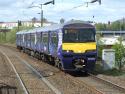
89,73,125,93
65,74,103,94
0,44,102,94
14,53,62,94
0,49,29,94
0,45,104,94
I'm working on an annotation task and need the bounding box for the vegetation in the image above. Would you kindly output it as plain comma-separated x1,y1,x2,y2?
95,20,125,31
95,63,125,76
0,26,33,44
96,35,104,59
112,38,125,71
96,36,125,71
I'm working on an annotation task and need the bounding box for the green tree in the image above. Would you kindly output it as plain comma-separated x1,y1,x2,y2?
110,21,121,31
95,23,107,31
95,19,125,31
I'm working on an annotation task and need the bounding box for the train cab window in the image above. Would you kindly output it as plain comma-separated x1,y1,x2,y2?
63,29,95,43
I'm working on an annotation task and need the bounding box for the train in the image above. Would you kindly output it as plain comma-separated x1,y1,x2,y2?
16,21,97,73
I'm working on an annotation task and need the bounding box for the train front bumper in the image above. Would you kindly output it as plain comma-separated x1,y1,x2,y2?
61,52,97,72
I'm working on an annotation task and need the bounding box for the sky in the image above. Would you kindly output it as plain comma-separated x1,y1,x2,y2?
0,0,125,23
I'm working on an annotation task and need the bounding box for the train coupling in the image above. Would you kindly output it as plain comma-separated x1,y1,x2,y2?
73,59,85,68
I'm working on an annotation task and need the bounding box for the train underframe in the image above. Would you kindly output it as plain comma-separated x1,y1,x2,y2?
17,46,96,73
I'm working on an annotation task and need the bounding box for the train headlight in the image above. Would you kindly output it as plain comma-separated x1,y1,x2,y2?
81,59,85,63
66,50,69,53
78,50,82,53
63,50,73,53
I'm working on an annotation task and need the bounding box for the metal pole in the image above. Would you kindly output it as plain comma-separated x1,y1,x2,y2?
17,20,19,31
123,18,125,31
40,4,43,27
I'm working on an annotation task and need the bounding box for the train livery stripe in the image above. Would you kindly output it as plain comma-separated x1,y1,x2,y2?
62,42,96,53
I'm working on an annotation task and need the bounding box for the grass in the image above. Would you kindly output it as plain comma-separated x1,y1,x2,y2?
94,61,125,76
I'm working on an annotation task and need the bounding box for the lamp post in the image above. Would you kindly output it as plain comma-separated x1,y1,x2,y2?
40,4,43,27
28,0,54,27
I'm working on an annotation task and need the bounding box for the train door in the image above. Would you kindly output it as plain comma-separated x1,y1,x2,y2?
49,31,58,56
42,32,49,54
23,34,25,47
36,32,41,52
30,33,35,50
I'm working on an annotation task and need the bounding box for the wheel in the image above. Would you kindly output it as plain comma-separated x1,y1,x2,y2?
54,58,59,67
84,70,88,76
58,62,63,71
41,54,45,61
41,54,47,62
54,58,64,70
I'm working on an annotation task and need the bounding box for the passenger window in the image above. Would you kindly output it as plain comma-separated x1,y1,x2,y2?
51,33,58,47
24,34,27,41
42,33,48,43
31,34,35,43
37,33,41,43
27,34,30,42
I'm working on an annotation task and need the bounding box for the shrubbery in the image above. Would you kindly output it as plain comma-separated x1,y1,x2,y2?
112,38,125,71
0,26,33,44
97,37,125,71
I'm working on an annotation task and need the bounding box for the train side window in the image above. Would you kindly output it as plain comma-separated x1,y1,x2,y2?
51,32,58,47
18,35,20,41
16,35,18,41
31,33,35,43
37,33,41,43
27,34,30,42
22,34,24,42
42,33,48,43
24,34,27,42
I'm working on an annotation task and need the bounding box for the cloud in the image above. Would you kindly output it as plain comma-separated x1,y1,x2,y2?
0,0,125,23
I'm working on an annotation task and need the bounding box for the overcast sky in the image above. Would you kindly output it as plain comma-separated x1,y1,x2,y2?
0,0,125,23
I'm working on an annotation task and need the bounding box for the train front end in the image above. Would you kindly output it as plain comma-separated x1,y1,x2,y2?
61,23,97,72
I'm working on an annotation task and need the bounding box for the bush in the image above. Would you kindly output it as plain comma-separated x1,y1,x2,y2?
0,26,33,44
97,43,104,59
112,38,125,71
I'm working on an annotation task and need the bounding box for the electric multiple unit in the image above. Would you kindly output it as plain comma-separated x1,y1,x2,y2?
16,22,97,72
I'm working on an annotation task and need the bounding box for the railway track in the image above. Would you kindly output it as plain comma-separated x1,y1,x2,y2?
77,73,125,94
0,50,26,94
0,44,103,94
0,46,60,94
1,44,125,94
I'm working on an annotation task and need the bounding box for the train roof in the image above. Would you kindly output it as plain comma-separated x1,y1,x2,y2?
63,21,94,29
36,24,62,33
16,30,28,34
16,21,94,34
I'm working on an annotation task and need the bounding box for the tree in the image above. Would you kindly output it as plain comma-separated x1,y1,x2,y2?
95,23,107,31
110,21,121,31
60,18,65,24
95,19,125,31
